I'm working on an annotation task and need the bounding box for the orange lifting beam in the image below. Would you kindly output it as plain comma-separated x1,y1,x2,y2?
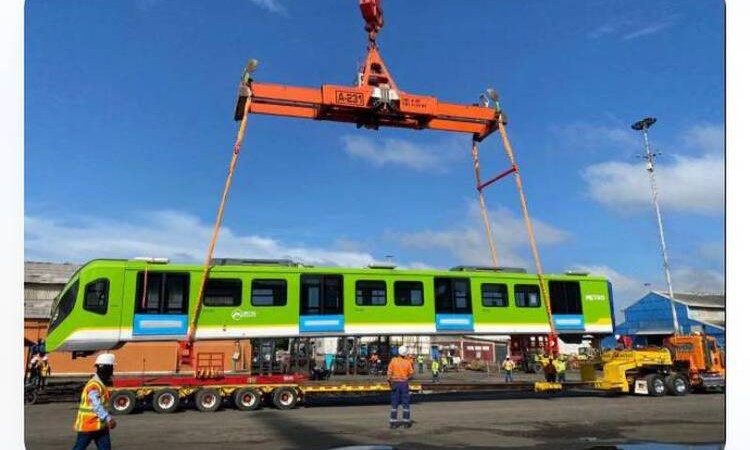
233,0,499,141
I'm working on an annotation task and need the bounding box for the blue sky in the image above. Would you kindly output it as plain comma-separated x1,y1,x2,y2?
24,0,725,317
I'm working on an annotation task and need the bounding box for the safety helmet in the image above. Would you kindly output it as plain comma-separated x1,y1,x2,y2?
94,353,116,366
505,356,510,360
614,334,621,340
398,345,408,356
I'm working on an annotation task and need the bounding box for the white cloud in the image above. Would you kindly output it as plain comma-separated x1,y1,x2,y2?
248,0,285,14
340,135,463,172
589,14,679,41
622,19,675,41
682,123,725,155
581,123,725,215
670,267,725,295
24,210,378,267
399,203,569,269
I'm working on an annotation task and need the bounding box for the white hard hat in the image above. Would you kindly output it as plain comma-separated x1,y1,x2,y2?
398,345,408,356
94,353,116,366
614,334,621,340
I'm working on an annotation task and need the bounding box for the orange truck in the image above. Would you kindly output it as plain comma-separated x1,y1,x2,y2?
588,333,725,396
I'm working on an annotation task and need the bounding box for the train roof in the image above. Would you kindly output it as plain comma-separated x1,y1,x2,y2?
72,258,609,281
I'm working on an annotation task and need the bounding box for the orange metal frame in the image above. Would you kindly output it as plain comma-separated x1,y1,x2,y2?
235,1,499,141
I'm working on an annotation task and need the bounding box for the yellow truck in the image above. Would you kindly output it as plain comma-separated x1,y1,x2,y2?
582,334,725,396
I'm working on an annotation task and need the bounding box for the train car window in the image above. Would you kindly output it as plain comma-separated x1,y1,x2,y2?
434,278,472,313
49,280,79,332
515,284,541,307
203,279,242,307
164,274,189,314
549,280,582,315
83,278,109,315
481,283,508,307
301,275,343,315
356,280,387,306
135,272,190,314
394,281,424,306
251,279,287,306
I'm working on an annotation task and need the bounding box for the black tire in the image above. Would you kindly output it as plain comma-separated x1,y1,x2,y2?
233,388,263,411
271,387,298,410
152,389,180,414
194,388,222,412
24,388,38,405
666,374,690,396
645,374,667,397
109,390,137,415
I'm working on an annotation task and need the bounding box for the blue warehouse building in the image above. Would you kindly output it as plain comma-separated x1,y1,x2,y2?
603,291,725,349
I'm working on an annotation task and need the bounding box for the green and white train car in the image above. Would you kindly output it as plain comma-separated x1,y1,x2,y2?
46,258,615,353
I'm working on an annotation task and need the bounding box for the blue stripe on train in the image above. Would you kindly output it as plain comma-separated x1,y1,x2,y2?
300,315,345,333
552,314,585,330
133,314,188,336
435,314,474,331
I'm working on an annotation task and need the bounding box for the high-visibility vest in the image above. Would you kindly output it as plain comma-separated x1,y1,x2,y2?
431,360,440,373
387,357,414,382
73,377,110,432
553,359,566,373
502,360,515,371
416,355,424,363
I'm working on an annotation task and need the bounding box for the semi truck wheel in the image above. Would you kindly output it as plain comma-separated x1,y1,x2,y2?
645,374,667,397
666,374,690,396
110,390,136,415
195,388,222,412
152,389,180,414
234,388,263,411
272,387,298,410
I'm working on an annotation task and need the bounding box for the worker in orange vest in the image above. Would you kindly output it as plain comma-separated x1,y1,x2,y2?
71,353,117,450
387,345,414,429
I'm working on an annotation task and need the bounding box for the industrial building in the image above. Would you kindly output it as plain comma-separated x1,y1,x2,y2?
604,291,725,348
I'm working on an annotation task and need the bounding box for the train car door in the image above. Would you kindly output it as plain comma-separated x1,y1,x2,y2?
434,277,474,332
299,274,345,333
548,280,585,332
132,271,190,338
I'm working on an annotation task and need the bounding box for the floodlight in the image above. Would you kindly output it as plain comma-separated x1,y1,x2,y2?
631,117,657,131
485,88,499,103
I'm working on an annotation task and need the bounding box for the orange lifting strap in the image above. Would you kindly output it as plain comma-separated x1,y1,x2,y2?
470,103,559,355
179,93,253,367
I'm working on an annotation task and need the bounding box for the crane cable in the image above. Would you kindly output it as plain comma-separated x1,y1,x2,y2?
183,94,253,355
495,117,559,353
470,139,500,267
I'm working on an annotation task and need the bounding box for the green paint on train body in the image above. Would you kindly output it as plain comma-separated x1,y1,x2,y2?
46,259,614,353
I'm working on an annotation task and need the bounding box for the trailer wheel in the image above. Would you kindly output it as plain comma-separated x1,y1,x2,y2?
666,374,689,396
152,389,180,414
110,390,136,415
194,388,222,412
271,387,298,410
233,388,263,411
24,388,38,405
645,374,667,397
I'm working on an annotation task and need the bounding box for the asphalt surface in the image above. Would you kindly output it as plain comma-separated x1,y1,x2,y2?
25,376,724,450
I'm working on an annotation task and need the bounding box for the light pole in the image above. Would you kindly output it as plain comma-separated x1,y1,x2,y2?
631,117,681,335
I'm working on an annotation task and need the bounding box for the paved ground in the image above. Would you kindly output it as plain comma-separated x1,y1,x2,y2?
25,378,724,450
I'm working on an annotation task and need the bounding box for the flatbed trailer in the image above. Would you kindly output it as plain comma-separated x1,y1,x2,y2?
101,375,600,415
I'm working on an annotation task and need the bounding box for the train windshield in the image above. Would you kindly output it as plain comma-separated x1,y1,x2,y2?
49,279,79,333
